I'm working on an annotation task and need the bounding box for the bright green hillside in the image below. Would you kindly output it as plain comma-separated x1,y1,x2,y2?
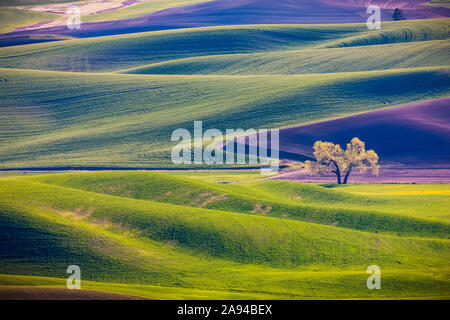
0,17,449,299
31,172,450,237
0,172,449,299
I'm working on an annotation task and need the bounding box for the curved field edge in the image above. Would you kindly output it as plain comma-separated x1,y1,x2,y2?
119,40,450,75
321,18,450,48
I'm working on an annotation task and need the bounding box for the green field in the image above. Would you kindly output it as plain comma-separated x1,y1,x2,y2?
122,40,450,75
0,171,449,299
1,19,448,72
0,67,450,168
0,0,214,36
0,16,449,299
0,19,449,169
0,66,448,168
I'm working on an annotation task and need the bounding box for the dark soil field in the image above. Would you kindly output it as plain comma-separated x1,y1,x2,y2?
273,97,450,183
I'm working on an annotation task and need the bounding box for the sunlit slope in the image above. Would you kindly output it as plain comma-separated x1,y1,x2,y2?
123,40,450,75
1,175,449,268
31,172,450,237
0,173,449,299
238,179,450,222
0,204,155,283
2,271,450,300
0,19,448,72
0,67,449,168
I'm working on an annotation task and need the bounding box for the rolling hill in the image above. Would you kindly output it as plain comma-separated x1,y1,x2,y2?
31,171,450,236
0,171,449,299
0,66,448,168
1,19,449,71
122,40,450,75
1,0,449,40
0,11,449,300
0,20,448,169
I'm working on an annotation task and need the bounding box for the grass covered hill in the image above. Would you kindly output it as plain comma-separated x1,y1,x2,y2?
0,171,449,299
0,13,449,300
2,0,449,41
123,40,450,75
0,18,448,169
0,66,448,168
0,19,449,72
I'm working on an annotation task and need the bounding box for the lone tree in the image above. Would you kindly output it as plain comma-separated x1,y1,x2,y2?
392,8,406,21
304,137,380,184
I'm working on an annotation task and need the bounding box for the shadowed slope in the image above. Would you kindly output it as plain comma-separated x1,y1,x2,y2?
0,24,364,71
276,97,450,167
123,40,450,75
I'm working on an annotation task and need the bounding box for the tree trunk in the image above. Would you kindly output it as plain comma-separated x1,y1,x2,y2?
331,160,342,184
343,166,353,184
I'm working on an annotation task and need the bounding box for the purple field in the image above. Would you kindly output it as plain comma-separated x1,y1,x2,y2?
273,97,450,183
272,167,450,184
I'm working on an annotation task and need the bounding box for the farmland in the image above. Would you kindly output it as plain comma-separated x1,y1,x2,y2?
0,3,448,299
0,171,449,299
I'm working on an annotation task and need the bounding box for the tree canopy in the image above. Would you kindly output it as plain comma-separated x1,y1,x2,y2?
304,137,379,184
